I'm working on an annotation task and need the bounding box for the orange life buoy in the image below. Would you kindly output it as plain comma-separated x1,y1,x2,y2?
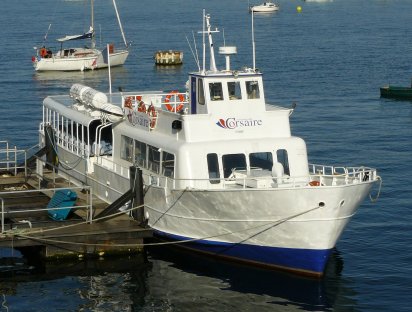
164,90,185,112
147,104,157,129
309,180,321,186
124,96,133,109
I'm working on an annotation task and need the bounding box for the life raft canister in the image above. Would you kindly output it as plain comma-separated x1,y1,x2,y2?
164,90,185,112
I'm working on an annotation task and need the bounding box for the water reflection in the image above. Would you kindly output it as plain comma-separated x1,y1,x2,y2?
0,246,359,311
32,67,131,92
144,246,355,311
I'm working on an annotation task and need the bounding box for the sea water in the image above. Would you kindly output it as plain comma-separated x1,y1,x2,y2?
0,0,411,311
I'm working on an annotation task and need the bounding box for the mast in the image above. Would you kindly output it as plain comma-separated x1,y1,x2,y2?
112,0,128,48
252,10,256,70
205,14,217,72
91,0,95,48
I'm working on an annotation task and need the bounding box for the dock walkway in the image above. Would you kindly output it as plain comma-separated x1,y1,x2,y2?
0,154,152,259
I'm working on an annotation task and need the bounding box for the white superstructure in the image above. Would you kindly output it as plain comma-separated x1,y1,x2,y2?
37,13,380,276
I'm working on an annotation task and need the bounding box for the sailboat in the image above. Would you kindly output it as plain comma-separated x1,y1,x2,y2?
31,0,129,72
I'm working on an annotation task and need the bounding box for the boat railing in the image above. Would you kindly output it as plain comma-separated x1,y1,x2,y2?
94,156,378,191
0,141,38,176
122,91,189,114
145,164,378,190
309,164,378,185
0,185,93,234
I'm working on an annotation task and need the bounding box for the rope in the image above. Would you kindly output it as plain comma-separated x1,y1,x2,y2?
45,127,84,171
369,176,382,203
9,204,322,249
1,294,8,312
1,203,145,237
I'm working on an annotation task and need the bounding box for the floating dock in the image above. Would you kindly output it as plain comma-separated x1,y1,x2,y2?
154,50,183,65
0,141,152,260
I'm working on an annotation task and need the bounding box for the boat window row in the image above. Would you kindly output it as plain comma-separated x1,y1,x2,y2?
43,107,112,158
198,78,260,104
207,150,290,184
120,135,175,178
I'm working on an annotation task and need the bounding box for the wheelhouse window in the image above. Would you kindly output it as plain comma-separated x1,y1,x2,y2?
162,151,175,178
198,78,205,105
207,153,220,184
222,153,246,178
135,140,147,167
276,149,290,176
228,81,241,100
246,81,260,99
120,135,134,163
148,144,161,174
209,82,223,101
249,152,273,171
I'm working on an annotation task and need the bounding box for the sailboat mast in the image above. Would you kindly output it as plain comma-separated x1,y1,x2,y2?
91,0,95,48
112,0,128,48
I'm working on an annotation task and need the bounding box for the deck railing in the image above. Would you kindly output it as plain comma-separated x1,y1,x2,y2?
94,154,379,191
0,185,93,234
0,141,27,176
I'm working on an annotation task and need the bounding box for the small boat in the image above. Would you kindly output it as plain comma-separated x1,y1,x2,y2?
249,2,279,13
36,12,381,277
380,84,412,100
154,50,183,65
304,0,333,2
31,0,129,71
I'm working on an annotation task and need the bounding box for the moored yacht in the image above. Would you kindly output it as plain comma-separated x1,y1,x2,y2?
37,12,381,276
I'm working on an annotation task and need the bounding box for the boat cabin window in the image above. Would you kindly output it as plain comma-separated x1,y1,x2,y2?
148,144,161,174
120,135,134,163
228,81,241,100
162,151,175,178
222,153,246,178
198,78,205,105
209,82,223,101
246,81,260,99
207,153,220,184
276,149,290,176
249,152,273,171
135,140,147,167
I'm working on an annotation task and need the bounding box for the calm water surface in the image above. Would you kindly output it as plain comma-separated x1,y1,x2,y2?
1,0,411,311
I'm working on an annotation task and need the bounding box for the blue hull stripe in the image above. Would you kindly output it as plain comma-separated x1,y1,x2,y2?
154,230,333,275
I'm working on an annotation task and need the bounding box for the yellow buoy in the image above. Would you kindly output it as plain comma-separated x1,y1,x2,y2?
297,6,302,12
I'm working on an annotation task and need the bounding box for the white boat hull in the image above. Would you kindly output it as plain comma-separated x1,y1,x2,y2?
33,49,129,71
143,182,374,275
51,147,374,276
33,55,98,71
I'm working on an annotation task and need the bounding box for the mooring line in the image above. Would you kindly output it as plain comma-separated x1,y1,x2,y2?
12,204,323,249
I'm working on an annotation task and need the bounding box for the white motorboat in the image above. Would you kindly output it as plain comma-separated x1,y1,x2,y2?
32,0,129,71
249,2,280,13
37,12,381,276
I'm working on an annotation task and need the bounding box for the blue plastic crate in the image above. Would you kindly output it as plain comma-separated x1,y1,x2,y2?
47,189,77,221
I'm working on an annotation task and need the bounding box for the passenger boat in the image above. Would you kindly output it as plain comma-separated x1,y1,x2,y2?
37,12,381,277
380,84,412,100
31,0,129,71
249,2,280,13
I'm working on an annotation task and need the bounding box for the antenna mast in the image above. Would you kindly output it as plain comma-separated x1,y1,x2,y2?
205,14,218,72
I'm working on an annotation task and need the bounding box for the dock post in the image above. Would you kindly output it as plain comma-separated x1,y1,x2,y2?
130,166,144,224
